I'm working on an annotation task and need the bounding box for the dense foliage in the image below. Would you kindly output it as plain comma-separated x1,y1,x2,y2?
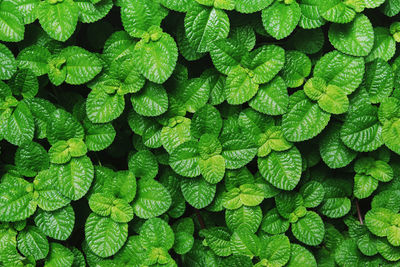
1,0,400,266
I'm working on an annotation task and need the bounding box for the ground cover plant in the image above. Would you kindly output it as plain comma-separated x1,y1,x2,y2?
2,0,400,266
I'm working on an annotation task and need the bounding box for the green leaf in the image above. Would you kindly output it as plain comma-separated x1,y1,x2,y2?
300,181,325,208
191,105,222,139
281,51,311,88
184,5,230,53
132,178,171,218
9,69,39,99
85,213,128,257
17,45,51,76
318,85,349,115
319,197,351,218
287,244,317,267
120,0,167,38
15,141,49,177
365,208,393,237
199,155,225,184
235,0,273,13
376,238,400,261
35,205,75,240
230,227,260,257
37,0,78,41
0,177,36,222
169,141,200,177
258,147,302,191
319,122,357,169
222,184,264,210
84,119,116,151
181,177,216,209
44,243,74,267
199,227,231,257
0,43,16,80
328,14,374,56
249,76,289,115
140,217,174,250
75,0,113,23
175,77,210,113
128,150,158,180
313,50,365,95
52,156,93,200
17,226,49,261
259,234,291,266
383,117,400,155
161,116,192,154
226,65,258,105
225,206,262,233
131,82,168,117
134,31,177,84
262,1,301,40
354,174,378,199
59,46,103,85
298,0,325,29
209,38,244,75
86,88,125,124
318,0,357,23
34,170,71,212
282,91,331,142
220,132,257,169
366,27,396,63
3,101,34,146
364,59,394,104
292,211,325,246
243,45,286,84
159,0,192,12
0,1,24,42
340,105,383,152
381,0,400,17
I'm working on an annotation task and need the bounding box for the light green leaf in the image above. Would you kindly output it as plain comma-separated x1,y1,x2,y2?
53,156,94,200
366,27,396,63
134,30,177,84
161,116,192,154
318,85,349,115
131,82,168,117
318,0,357,23
35,205,75,241
281,51,311,88
17,226,49,261
258,147,302,191
37,0,78,41
159,0,192,12
328,14,374,56
383,117,400,155
181,177,216,209
292,211,325,246
132,178,171,218
184,5,230,53
298,0,325,29
262,1,301,40
85,213,128,258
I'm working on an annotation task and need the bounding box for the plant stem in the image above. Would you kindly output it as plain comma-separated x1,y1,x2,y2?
356,199,363,225
195,209,205,229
